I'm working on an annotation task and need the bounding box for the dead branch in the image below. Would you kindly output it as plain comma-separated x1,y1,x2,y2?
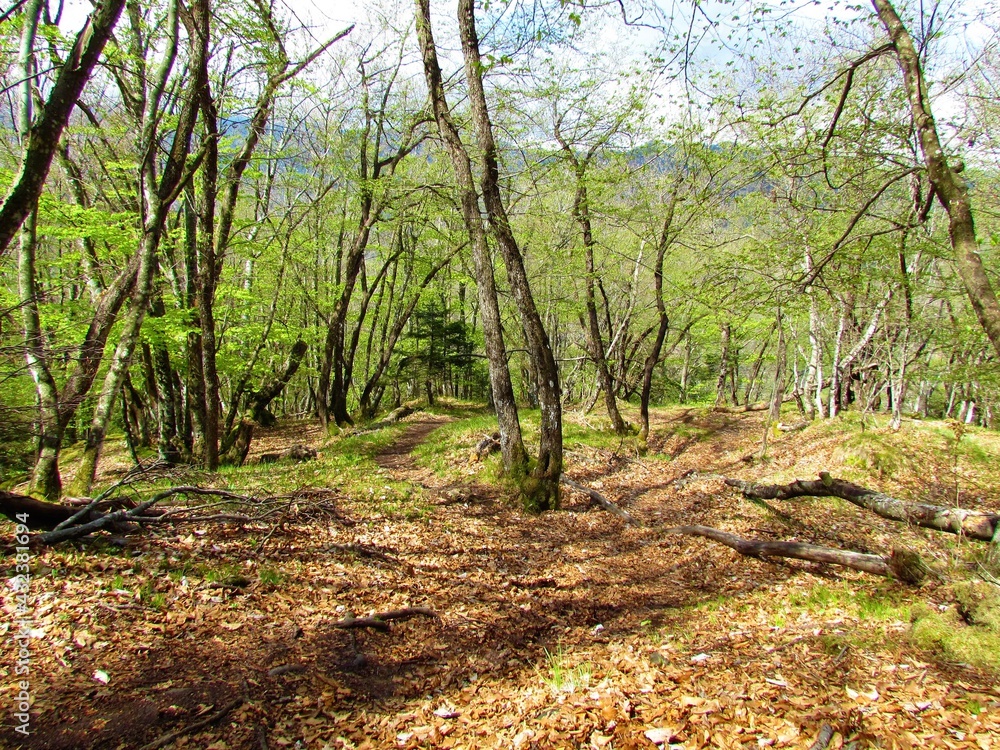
664,525,926,584
138,696,244,750
331,607,438,632
561,476,641,526
725,473,999,542
777,421,811,432
37,487,253,545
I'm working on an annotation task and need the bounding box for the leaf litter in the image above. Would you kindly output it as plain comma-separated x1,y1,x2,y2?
2,408,999,749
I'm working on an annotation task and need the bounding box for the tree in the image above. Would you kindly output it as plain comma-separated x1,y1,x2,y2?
0,0,128,256
870,0,1000,360
414,0,529,479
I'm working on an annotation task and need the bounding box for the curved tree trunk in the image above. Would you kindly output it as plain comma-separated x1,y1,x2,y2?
0,0,129,256
872,0,1000,359
639,195,678,444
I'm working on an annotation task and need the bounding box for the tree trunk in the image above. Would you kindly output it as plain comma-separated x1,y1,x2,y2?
414,0,528,476
804,251,824,419
556,139,627,434
70,0,206,495
0,0,129,256
220,340,308,462
457,0,562,510
715,322,732,407
872,0,1000,360
639,195,677,444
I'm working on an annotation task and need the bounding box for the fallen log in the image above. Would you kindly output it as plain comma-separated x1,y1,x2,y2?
561,477,641,527
713,395,796,414
725,473,999,542
355,404,422,435
470,432,500,462
0,491,78,530
664,525,927,584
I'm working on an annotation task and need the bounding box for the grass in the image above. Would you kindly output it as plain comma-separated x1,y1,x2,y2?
785,582,909,621
411,411,498,475
833,432,912,479
537,645,593,694
259,567,284,587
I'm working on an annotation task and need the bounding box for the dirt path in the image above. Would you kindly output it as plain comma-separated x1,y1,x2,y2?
374,415,452,473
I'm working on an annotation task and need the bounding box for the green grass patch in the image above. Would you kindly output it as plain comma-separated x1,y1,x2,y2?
411,411,499,474
537,645,593,694
785,582,909,621
259,567,284,587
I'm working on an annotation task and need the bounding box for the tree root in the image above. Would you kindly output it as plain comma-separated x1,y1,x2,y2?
138,696,244,750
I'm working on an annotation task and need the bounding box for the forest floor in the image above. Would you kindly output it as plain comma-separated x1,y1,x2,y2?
3,404,1000,750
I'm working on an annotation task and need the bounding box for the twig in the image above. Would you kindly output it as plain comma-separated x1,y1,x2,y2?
40,487,252,544
139,696,244,750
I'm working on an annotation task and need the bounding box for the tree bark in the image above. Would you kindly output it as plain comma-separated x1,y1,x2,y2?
220,340,308,464
0,0,128,256
555,134,627,434
726,474,999,542
70,0,207,496
715,322,732,407
457,0,562,510
639,195,679,443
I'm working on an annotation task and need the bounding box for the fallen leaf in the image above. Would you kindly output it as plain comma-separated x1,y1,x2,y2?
645,727,678,745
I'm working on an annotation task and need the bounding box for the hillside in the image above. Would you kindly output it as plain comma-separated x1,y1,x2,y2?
4,406,999,749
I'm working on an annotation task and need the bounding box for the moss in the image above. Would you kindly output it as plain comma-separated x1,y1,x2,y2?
953,581,1000,631
910,597,1000,672
834,433,911,479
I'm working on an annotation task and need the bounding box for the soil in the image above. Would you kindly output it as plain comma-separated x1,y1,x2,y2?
3,408,999,750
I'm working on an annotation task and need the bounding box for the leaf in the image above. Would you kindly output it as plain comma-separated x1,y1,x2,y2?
645,727,679,745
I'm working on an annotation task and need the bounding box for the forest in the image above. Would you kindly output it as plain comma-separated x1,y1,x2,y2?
1,0,1000,748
